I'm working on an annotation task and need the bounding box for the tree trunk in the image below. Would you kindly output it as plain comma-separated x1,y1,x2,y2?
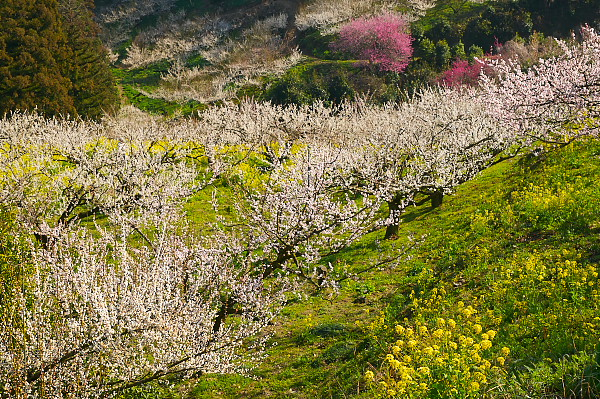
431,191,444,208
384,193,404,239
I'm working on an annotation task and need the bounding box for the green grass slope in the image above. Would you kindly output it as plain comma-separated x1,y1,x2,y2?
123,138,600,398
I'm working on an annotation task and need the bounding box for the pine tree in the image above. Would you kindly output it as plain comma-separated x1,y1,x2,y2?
0,0,76,117
58,0,118,119
0,0,118,119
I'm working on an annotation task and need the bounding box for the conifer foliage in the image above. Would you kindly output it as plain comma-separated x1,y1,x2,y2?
0,0,75,117
0,0,117,119
58,0,119,119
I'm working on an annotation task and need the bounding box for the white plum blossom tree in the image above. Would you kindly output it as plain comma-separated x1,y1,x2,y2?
0,112,205,245
0,221,285,398
480,25,600,146
0,112,285,398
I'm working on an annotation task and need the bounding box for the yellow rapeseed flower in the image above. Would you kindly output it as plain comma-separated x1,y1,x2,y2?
463,307,475,317
501,347,510,357
480,339,492,350
473,324,483,334
497,356,505,366
433,328,445,339
474,372,487,383
364,370,375,381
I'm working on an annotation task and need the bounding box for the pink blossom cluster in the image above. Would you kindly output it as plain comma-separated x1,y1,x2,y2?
439,59,491,88
333,13,413,73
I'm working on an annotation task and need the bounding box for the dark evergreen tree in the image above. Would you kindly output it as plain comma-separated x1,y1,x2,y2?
463,4,533,51
0,0,118,119
517,0,600,36
0,0,76,117
435,40,451,69
58,0,119,119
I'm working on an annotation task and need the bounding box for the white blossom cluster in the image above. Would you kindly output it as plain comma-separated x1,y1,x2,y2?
97,0,180,49
0,112,200,237
122,12,232,68
295,0,430,33
119,9,284,66
153,48,302,104
481,25,600,145
192,88,510,239
123,11,301,102
1,222,283,398
0,113,285,398
98,0,178,26
296,0,394,33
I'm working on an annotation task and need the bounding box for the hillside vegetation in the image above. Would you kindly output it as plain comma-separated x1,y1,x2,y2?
94,0,599,114
0,0,117,119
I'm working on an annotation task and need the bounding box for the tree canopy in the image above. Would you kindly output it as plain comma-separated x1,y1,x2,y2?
333,13,413,73
0,0,118,119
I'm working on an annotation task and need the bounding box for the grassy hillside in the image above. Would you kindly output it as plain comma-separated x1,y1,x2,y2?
120,138,600,398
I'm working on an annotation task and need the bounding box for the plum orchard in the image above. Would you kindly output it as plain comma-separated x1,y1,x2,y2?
0,92,507,397
1,26,599,398
196,88,512,239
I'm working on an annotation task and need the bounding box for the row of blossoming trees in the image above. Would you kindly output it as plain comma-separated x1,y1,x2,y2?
0,25,598,398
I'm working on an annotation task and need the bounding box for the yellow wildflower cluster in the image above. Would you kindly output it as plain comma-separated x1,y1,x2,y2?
366,304,509,398
513,184,575,210
489,249,599,330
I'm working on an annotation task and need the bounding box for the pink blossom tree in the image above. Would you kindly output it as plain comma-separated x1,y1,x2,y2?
438,59,487,88
333,13,413,73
